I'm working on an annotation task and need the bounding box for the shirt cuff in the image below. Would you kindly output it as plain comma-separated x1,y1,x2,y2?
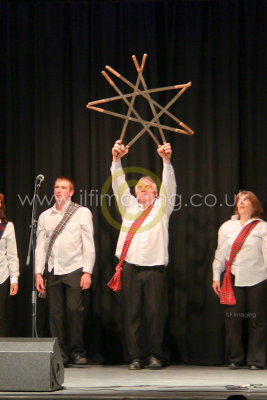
10,277,18,284
83,266,94,274
35,265,44,275
213,272,222,281
163,161,173,168
111,160,122,169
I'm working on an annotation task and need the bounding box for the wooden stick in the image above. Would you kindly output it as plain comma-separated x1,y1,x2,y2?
101,70,160,146
132,54,166,144
179,121,194,135
105,64,193,132
87,86,193,131
87,84,194,137
86,84,188,107
120,54,147,142
87,105,192,135
126,85,191,148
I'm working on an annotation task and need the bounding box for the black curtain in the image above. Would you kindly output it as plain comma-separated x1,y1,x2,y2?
0,0,266,365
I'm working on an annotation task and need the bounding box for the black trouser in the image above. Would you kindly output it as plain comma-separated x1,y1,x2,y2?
0,278,9,337
122,263,167,362
47,268,86,362
224,278,267,367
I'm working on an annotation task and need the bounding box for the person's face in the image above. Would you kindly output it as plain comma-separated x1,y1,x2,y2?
135,178,157,206
237,195,254,218
54,179,74,205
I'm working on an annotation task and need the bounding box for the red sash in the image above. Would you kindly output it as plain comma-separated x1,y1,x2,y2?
0,223,7,240
107,203,154,292
219,220,260,305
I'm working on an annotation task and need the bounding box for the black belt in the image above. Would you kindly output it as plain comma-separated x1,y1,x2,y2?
126,262,165,272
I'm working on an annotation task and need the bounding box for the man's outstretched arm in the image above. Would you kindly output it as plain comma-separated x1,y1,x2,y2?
157,143,176,216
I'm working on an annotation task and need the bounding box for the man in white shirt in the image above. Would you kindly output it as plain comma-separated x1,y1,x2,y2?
35,177,95,366
111,140,176,370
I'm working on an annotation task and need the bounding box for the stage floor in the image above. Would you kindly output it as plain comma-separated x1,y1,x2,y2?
0,365,267,399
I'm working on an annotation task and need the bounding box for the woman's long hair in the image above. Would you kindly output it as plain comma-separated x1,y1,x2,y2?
0,193,8,223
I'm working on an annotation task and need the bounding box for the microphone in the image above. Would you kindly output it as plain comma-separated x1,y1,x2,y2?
36,174,44,187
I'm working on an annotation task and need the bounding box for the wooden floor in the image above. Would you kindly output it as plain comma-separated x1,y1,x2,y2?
0,364,267,399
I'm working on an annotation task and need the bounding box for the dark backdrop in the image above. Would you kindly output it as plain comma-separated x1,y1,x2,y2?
0,0,266,365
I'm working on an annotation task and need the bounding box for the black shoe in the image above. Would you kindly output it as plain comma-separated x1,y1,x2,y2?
249,365,264,370
128,359,144,370
228,362,240,369
148,356,162,369
72,354,88,365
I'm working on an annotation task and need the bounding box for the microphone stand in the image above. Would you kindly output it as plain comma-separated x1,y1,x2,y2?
26,176,44,337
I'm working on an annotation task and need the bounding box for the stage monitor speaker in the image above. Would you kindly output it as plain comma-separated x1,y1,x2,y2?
0,337,64,391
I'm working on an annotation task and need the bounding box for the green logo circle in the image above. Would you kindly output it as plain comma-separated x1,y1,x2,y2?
101,166,167,232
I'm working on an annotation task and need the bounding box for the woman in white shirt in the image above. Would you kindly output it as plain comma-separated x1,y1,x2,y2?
0,193,19,336
212,191,267,370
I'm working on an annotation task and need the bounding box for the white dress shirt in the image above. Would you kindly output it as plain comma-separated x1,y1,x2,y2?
111,160,177,266
213,217,267,286
35,202,95,275
0,222,19,284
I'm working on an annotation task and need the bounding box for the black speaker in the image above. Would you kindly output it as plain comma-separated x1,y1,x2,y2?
0,337,64,391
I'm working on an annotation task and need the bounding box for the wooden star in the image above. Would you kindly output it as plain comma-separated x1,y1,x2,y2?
86,54,194,148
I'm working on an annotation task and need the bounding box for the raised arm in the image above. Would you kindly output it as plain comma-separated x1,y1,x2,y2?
111,140,135,212
157,143,176,216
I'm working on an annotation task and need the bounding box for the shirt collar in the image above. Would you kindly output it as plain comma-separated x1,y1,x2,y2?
231,215,262,225
52,200,71,213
